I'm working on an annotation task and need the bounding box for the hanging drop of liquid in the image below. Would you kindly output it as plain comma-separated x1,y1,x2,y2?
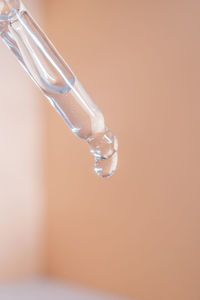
88,129,118,177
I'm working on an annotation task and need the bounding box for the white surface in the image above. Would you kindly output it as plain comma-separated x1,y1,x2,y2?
0,279,131,300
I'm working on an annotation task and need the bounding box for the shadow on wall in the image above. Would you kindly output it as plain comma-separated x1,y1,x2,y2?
0,0,44,280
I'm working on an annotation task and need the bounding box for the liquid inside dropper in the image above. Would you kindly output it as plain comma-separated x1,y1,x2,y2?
44,79,118,178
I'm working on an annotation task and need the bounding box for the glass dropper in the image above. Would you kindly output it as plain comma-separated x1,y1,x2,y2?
0,0,118,177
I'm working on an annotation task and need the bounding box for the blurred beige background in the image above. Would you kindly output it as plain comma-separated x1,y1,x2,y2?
0,0,44,280
0,1,200,300
44,1,200,300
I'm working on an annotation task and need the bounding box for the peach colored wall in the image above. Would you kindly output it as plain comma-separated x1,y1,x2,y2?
0,0,44,280
44,1,200,300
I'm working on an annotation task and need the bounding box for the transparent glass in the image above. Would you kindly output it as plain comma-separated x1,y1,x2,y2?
0,0,118,177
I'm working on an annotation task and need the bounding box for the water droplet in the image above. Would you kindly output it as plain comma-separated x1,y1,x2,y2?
94,152,118,178
88,129,118,178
